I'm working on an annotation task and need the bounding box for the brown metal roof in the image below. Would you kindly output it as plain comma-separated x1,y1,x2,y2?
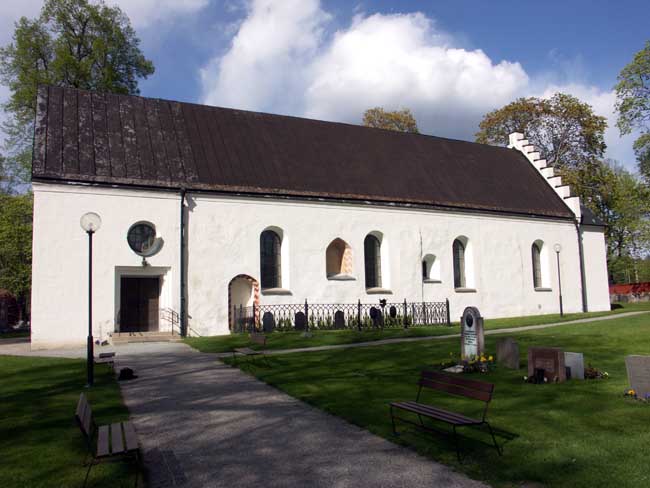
32,85,574,219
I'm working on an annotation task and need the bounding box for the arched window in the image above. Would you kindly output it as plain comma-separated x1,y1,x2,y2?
260,230,282,289
326,238,352,277
364,234,382,288
422,254,440,282
532,242,543,288
453,239,466,288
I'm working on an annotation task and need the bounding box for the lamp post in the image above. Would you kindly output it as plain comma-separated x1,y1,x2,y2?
553,243,563,317
80,212,102,387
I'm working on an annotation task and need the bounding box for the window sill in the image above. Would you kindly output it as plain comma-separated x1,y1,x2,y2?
534,287,553,292
454,287,477,293
261,288,293,296
366,287,393,295
423,279,442,284
327,273,356,281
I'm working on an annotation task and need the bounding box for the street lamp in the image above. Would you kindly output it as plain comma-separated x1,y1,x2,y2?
80,212,102,387
553,243,563,317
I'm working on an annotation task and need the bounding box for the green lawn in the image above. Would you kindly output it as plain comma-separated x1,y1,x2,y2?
185,301,650,353
0,330,30,339
0,356,137,488
227,313,650,488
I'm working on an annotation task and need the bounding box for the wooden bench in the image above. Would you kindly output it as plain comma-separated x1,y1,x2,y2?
75,393,140,487
390,370,501,461
233,333,268,365
94,352,116,370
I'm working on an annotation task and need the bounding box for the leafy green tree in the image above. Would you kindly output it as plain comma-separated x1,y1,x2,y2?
615,41,650,183
0,194,32,320
362,107,419,133
475,93,607,173
0,0,155,189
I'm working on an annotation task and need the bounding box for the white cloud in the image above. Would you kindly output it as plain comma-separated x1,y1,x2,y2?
201,0,331,113
199,0,637,168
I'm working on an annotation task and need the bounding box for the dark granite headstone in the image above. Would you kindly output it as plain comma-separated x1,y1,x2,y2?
294,312,306,331
369,307,383,327
389,306,397,318
496,338,519,369
528,347,566,383
461,306,484,359
333,310,346,329
262,312,275,333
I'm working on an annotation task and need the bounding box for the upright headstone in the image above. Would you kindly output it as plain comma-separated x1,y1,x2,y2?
564,352,585,380
461,307,484,359
262,312,275,333
294,312,307,331
527,347,566,383
625,355,650,400
496,338,520,369
333,310,346,329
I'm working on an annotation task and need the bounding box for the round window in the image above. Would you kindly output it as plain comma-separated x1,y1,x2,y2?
127,222,158,256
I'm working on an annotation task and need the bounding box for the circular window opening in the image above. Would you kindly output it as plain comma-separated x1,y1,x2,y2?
127,222,160,256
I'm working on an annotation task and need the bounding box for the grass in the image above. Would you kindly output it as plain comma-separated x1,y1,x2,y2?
0,330,30,339
184,301,650,353
226,313,650,488
0,356,137,488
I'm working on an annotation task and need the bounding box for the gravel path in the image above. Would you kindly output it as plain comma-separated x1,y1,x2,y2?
117,344,487,488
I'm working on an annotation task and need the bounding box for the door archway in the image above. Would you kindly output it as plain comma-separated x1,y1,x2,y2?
228,275,260,331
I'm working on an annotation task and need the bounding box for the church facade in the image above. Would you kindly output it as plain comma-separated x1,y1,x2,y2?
30,86,610,349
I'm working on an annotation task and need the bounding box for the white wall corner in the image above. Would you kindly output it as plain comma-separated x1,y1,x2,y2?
508,132,581,221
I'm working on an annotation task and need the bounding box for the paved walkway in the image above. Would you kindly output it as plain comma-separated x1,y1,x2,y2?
117,343,486,488
217,310,650,358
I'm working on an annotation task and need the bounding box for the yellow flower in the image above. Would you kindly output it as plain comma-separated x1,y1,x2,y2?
488,355,494,362
629,389,636,396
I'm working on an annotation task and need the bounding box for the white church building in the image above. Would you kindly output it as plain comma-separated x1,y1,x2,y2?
30,85,610,349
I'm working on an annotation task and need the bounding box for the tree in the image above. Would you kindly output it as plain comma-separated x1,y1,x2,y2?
475,93,607,173
0,194,32,321
615,41,650,182
0,0,155,188
362,107,419,133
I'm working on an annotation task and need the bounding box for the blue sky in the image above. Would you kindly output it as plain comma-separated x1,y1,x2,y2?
1,0,648,170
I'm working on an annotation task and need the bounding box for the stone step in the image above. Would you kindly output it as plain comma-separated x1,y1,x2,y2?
112,332,183,344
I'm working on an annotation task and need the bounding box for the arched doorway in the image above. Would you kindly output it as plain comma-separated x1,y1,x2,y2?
228,275,260,331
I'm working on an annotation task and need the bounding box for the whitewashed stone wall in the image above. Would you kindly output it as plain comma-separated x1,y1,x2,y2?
31,181,610,349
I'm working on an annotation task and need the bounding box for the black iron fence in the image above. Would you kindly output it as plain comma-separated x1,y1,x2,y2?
232,299,450,333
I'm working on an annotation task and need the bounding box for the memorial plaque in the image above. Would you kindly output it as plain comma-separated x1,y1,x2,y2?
262,312,275,333
461,307,484,359
294,312,306,331
564,352,585,380
527,347,566,383
625,355,650,399
496,338,520,369
333,310,346,329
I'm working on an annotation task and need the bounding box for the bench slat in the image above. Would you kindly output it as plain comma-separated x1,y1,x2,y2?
392,401,480,425
419,378,492,402
111,423,124,454
123,421,138,452
97,426,110,457
98,352,116,359
422,370,494,393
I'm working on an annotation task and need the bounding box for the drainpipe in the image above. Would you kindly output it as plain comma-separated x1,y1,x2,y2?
575,221,588,313
180,189,187,337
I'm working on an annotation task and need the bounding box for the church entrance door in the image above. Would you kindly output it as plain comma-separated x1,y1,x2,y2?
120,277,160,332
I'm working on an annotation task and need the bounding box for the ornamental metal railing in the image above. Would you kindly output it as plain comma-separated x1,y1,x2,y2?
231,299,450,333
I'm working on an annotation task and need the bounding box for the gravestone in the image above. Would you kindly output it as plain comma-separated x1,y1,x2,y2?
333,310,346,329
625,355,650,400
564,352,585,380
496,338,519,369
262,312,275,333
369,307,383,328
294,312,307,331
460,307,484,359
389,306,397,318
527,347,566,383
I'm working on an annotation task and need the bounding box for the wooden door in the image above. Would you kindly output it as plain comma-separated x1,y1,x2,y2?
120,277,160,332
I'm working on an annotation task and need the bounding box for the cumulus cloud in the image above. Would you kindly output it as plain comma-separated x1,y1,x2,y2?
200,0,635,167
